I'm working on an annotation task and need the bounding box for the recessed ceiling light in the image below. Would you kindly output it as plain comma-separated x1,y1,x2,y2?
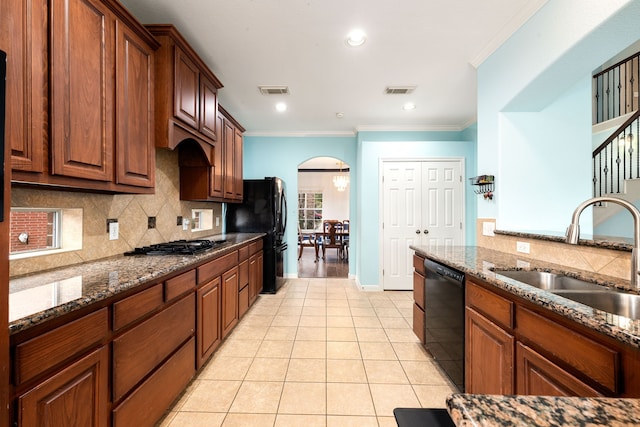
275,102,287,112
346,29,366,47
403,102,416,111
336,112,344,118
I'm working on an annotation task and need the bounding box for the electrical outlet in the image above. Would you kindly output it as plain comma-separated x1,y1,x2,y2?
182,219,190,231
108,222,119,240
482,222,495,237
148,217,156,229
216,216,220,227
516,241,530,254
177,216,183,226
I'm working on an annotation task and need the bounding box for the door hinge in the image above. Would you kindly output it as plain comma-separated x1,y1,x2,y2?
460,222,462,230
459,175,462,182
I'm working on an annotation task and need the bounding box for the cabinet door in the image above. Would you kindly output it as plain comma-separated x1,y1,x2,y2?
223,120,235,199
115,21,155,188
465,307,514,394
174,47,199,129
199,75,218,140
18,346,108,427
516,342,603,397
210,112,225,198
233,128,244,200
197,277,221,368
222,267,239,338
2,0,45,173
50,0,114,181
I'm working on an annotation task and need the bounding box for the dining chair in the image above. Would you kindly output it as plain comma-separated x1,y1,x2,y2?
298,225,317,260
341,220,349,260
321,220,344,260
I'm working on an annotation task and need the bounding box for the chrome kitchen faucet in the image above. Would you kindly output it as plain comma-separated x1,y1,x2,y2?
566,196,640,288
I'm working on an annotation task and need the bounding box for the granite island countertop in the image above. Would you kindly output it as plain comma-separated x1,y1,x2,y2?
9,232,264,335
410,245,640,349
446,393,640,427
410,245,640,427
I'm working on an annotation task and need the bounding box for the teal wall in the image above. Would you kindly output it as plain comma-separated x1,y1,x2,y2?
242,135,357,280
243,130,477,288
477,0,640,233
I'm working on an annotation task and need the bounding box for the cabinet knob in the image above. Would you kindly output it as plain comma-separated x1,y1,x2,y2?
423,229,429,234
415,230,421,234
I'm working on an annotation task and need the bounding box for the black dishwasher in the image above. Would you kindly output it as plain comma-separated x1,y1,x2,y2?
423,258,465,391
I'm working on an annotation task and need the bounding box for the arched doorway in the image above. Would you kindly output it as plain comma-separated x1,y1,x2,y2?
297,157,350,278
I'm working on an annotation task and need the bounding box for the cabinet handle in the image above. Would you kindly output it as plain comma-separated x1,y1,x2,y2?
423,229,429,234
415,230,421,234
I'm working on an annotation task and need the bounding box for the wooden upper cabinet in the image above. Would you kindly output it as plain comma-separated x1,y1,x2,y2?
3,0,158,192
146,24,223,152
115,21,155,188
1,0,46,173
219,106,245,203
50,0,114,181
210,113,225,199
175,48,200,129
234,128,244,200
200,76,219,141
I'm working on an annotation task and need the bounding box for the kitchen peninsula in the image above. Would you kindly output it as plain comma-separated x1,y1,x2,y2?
9,233,264,426
412,243,640,426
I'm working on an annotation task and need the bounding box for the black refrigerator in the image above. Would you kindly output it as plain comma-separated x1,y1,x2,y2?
225,177,288,293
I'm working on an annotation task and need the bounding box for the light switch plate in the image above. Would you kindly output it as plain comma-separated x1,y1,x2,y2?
216,216,220,227
109,222,119,240
182,219,190,231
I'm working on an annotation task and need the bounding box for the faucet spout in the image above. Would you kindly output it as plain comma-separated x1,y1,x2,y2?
566,196,640,288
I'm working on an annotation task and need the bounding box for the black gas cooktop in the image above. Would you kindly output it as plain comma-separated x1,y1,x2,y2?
124,239,226,256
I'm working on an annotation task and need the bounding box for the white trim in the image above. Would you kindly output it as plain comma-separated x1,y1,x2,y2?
469,0,548,68
356,124,464,133
243,130,356,137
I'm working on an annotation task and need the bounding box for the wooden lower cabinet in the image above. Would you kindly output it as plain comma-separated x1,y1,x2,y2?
197,277,221,369
18,346,108,427
221,267,239,338
465,275,640,398
465,306,514,394
516,343,602,397
112,338,196,427
249,252,263,304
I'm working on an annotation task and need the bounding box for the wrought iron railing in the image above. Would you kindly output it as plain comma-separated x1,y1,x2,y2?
593,52,639,124
593,110,640,197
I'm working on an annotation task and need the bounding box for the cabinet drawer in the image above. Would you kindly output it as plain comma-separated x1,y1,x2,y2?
413,254,425,275
413,303,425,344
238,245,249,261
113,284,163,331
517,306,619,394
14,308,108,385
165,270,196,302
249,239,263,255
112,294,195,402
197,251,238,284
466,281,513,329
413,271,425,310
112,337,196,427
239,259,249,289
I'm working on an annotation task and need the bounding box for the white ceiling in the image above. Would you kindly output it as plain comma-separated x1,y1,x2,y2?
120,0,547,135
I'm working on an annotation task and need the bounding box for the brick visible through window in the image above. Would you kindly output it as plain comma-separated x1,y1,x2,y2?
10,210,59,254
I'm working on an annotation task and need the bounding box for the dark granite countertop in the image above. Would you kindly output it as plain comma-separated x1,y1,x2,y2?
410,245,640,427
446,394,640,427
9,233,264,335
410,245,640,349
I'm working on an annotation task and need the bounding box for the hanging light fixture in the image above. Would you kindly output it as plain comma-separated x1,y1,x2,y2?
333,161,349,192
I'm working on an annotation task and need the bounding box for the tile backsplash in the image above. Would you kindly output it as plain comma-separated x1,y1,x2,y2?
10,148,223,277
476,218,631,281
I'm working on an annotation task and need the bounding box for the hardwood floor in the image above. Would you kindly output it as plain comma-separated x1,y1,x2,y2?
297,246,348,279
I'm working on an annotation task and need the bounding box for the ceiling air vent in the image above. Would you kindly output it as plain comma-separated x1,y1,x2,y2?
259,85,290,95
384,86,416,95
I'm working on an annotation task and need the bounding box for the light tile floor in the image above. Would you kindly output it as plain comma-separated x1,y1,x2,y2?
158,278,457,427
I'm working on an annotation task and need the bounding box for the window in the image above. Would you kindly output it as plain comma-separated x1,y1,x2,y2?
191,209,214,232
9,208,83,258
298,192,323,231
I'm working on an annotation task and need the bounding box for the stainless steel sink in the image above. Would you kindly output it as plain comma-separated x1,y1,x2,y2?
553,290,640,320
494,270,607,291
